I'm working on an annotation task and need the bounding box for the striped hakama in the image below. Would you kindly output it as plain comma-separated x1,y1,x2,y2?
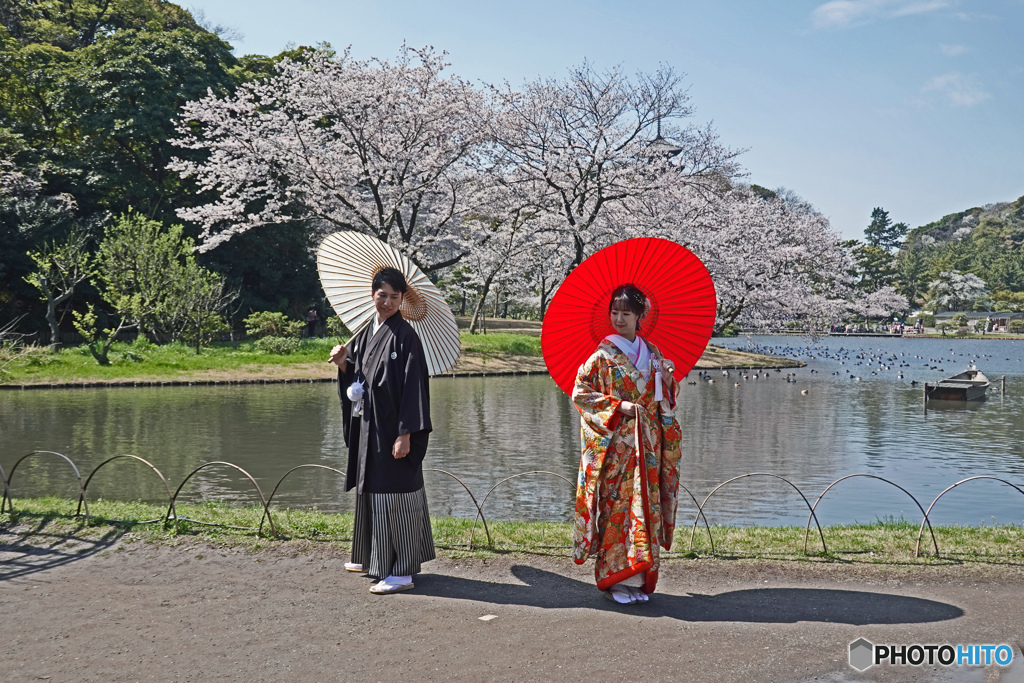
352,488,435,578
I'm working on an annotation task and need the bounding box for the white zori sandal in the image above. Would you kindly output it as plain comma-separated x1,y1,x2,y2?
604,585,636,605
627,586,649,602
370,575,414,594
344,562,364,572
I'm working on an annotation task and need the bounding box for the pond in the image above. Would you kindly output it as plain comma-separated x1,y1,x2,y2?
2,335,1024,526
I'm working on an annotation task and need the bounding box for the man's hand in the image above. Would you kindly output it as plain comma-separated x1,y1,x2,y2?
393,433,411,459
329,344,349,370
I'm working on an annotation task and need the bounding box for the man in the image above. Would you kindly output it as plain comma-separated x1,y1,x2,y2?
329,267,434,594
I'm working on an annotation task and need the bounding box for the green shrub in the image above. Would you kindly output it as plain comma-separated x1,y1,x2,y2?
130,334,153,354
119,348,146,363
244,311,304,339
326,316,350,339
951,313,969,327
254,336,301,354
20,345,58,366
1010,320,1024,334
955,327,973,337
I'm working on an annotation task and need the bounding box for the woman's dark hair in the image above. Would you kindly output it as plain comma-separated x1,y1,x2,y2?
608,283,647,322
372,267,408,294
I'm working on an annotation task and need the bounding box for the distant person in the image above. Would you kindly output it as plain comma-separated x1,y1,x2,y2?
306,308,319,338
571,283,683,605
329,267,434,594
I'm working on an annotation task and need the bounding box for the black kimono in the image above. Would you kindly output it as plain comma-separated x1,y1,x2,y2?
339,312,432,493
338,312,435,579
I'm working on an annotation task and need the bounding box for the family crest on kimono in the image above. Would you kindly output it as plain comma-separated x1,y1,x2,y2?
330,267,435,595
571,284,684,605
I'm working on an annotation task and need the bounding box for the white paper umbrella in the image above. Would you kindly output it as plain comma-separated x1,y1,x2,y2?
317,232,461,376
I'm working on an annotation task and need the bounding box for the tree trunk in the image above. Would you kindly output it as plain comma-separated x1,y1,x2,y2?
469,277,495,335
45,299,61,352
539,275,553,321
39,280,72,352
87,319,137,365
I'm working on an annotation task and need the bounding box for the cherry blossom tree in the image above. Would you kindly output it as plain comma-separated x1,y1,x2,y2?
929,270,988,312
846,286,910,322
462,201,542,333
171,45,487,271
487,61,742,276
464,193,575,330
638,184,853,332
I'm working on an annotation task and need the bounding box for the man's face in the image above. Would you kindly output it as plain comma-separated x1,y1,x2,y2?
373,283,404,320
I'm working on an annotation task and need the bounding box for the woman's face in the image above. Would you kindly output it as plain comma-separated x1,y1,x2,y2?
609,302,640,339
373,283,404,320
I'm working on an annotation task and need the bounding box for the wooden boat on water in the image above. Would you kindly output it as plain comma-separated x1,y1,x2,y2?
925,369,990,401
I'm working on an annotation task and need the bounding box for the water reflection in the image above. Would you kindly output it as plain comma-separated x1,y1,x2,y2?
3,336,1024,526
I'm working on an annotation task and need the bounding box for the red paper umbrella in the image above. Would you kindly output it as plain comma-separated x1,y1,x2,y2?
542,237,717,395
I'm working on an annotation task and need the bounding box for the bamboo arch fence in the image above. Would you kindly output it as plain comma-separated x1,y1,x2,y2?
2,450,1024,559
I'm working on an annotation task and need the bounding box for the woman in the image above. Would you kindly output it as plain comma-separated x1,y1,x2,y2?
329,267,435,595
571,284,683,605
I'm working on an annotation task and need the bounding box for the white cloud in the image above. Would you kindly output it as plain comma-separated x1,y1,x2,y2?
940,43,968,56
920,72,991,106
892,0,951,16
811,0,951,28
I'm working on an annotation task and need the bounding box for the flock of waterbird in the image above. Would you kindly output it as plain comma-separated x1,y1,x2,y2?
688,367,810,394
684,340,1023,396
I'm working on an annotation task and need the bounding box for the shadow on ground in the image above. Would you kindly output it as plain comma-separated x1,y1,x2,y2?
416,565,964,625
0,515,125,582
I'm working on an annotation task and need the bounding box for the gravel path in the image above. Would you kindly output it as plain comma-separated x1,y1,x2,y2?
3,533,1023,682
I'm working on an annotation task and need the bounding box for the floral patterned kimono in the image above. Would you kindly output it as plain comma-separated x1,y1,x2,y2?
571,336,683,594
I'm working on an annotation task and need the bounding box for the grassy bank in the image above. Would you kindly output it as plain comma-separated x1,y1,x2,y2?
2,332,795,386
1,334,543,385
5,338,342,384
4,497,1022,565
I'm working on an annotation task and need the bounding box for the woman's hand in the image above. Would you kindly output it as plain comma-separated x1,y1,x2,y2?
617,401,638,416
660,359,676,376
329,344,349,369
393,433,411,459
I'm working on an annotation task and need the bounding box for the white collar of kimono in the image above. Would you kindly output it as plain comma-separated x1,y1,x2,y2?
371,314,387,338
605,334,652,380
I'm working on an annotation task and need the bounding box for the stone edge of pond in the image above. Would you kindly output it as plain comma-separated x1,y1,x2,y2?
0,370,551,390
0,360,804,390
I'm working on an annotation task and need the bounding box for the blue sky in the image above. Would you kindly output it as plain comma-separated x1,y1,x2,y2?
192,0,1023,241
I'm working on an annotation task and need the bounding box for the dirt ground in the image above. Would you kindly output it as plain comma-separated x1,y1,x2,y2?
3,531,1023,683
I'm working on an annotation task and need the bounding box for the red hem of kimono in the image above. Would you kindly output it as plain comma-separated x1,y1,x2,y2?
644,569,658,594
596,561,652,592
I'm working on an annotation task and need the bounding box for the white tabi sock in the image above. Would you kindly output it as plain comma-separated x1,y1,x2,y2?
627,586,649,602
607,585,635,604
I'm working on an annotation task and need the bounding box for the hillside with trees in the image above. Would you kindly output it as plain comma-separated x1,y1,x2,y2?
898,196,1024,311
